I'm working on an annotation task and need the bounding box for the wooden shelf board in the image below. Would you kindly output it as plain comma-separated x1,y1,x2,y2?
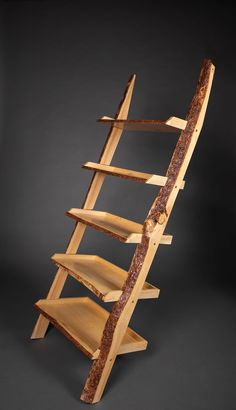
66,209,173,244
35,297,147,359
51,254,160,302
98,116,187,132
83,162,185,189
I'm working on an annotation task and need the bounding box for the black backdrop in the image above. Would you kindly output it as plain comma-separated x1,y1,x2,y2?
1,2,235,409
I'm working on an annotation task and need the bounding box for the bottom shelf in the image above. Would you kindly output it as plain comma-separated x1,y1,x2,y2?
35,297,147,359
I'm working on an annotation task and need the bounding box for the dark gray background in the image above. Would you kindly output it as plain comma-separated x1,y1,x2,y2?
1,2,235,409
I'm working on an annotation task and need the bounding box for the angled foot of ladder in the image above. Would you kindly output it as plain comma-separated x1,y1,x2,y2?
31,60,215,403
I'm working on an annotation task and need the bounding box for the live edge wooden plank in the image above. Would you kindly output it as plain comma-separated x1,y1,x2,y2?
82,162,185,189
51,254,160,302
35,297,147,359
80,61,215,404
66,209,173,244
98,116,187,132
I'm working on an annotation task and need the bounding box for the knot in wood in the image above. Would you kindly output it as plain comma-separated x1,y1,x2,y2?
143,219,155,236
155,211,167,225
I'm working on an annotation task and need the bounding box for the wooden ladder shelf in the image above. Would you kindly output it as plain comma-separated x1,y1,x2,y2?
31,60,215,404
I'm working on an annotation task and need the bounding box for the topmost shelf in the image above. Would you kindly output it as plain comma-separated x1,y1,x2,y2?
98,116,187,133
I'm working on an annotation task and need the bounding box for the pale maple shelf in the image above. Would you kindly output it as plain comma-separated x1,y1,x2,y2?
98,116,187,132
66,209,173,244
31,61,215,404
52,254,159,302
35,297,147,359
83,162,185,189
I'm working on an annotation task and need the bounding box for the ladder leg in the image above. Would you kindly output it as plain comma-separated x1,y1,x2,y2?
31,75,136,339
82,355,117,404
81,325,129,403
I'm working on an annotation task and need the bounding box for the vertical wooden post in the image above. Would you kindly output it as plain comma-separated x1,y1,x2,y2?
31,74,136,339
80,60,215,403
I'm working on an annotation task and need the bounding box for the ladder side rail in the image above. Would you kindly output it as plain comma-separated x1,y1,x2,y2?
81,59,215,403
31,75,136,339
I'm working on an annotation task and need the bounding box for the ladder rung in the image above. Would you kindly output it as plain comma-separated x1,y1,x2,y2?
83,162,185,189
52,254,160,302
66,209,173,244
35,297,147,359
98,116,187,132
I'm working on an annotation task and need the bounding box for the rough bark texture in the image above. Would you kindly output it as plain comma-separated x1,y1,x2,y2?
81,59,213,403
81,234,150,403
149,59,212,224
35,304,95,358
51,261,105,301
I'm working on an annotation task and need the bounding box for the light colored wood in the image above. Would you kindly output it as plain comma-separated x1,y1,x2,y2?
31,62,215,405
31,266,68,339
51,254,160,302
82,236,163,402
165,116,187,130
67,208,173,244
31,75,136,339
35,297,147,359
160,233,172,245
83,161,167,185
98,116,187,132
83,161,185,189
67,209,142,243
81,61,215,403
